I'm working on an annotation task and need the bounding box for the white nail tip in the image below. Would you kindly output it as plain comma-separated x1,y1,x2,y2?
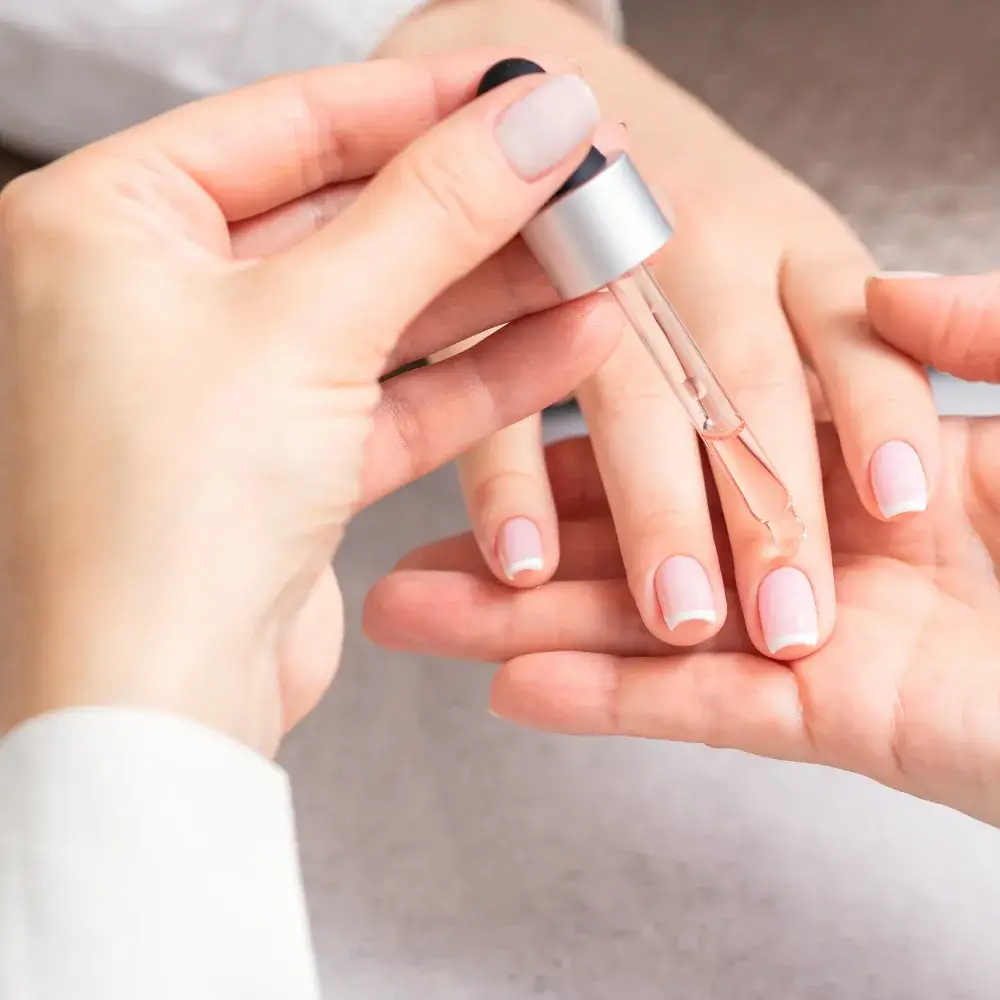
503,557,545,579
767,631,819,655
664,609,718,630
880,498,928,519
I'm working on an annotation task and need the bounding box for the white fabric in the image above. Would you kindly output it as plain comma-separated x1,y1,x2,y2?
0,709,320,1000
0,0,620,158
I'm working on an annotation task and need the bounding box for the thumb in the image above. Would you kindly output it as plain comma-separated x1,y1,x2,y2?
256,70,601,361
867,271,1000,382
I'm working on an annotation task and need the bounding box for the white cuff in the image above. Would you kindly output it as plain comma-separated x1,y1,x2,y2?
0,708,320,1000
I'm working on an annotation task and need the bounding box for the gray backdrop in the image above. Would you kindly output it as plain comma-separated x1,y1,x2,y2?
286,3,1000,996
3,1,999,996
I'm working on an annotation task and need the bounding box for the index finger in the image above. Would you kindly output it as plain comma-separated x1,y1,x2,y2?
109,48,566,222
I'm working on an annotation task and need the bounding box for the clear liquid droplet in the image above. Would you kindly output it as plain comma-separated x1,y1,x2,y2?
764,505,806,558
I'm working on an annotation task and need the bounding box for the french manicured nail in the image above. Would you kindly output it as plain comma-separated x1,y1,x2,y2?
758,567,818,655
655,555,716,630
495,75,599,180
870,440,928,518
498,517,544,579
871,271,941,280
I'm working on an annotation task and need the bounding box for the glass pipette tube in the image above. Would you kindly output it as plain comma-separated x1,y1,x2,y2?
609,264,805,557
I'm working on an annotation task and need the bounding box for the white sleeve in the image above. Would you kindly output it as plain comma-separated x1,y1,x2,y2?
0,708,321,1000
0,0,432,157
0,0,623,160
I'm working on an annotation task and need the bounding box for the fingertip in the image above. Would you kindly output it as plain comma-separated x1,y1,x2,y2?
458,417,560,589
493,515,556,587
360,573,404,646
490,652,619,734
865,271,935,339
867,270,942,286
496,563,556,588
363,568,497,652
565,290,630,366
841,432,936,529
866,271,1000,381
867,438,931,522
812,281,941,524
839,422,937,526
653,591,729,648
651,553,726,645
659,614,726,647
865,271,940,310
592,119,629,159
762,637,821,663
756,564,827,662
361,568,459,639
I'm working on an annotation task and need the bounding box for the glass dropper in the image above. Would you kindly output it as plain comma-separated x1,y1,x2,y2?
609,264,804,555
477,58,804,557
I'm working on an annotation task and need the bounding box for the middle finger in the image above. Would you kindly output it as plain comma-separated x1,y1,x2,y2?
661,241,835,660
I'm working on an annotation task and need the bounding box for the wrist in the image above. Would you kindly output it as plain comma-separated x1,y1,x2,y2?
1,631,282,757
379,0,611,61
378,0,743,203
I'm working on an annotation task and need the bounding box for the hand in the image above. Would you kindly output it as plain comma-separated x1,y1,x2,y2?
366,270,1000,828
0,52,624,755
379,0,939,661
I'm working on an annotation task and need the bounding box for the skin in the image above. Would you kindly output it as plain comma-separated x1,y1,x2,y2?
378,0,940,660
1,37,994,834
365,272,1000,829
0,51,627,756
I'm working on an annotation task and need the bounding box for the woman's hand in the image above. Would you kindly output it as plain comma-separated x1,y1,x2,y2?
366,271,1000,828
0,52,625,755
380,0,939,661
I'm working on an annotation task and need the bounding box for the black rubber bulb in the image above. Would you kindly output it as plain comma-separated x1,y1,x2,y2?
476,57,607,200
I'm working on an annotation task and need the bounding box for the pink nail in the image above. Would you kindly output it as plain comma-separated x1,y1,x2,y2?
655,556,716,630
494,76,600,180
498,518,544,579
758,567,818,655
870,441,928,518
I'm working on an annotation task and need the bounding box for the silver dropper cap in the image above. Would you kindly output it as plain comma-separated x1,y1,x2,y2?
522,152,673,301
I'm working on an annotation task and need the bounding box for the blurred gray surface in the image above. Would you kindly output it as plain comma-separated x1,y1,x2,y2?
4,1,1000,995
284,2,1000,997
291,466,1000,1000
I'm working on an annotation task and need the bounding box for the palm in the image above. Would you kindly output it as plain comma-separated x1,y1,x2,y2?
366,419,1000,825
794,420,1000,818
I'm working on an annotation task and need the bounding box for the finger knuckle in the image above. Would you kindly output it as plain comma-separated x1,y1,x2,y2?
468,468,545,517
934,284,1000,381
715,339,804,412
381,388,431,484
630,506,702,550
0,161,99,260
404,145,496,255
585,373,676,423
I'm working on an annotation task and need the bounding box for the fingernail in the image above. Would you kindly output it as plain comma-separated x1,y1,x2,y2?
498,517,544,579
655,555,716,630
758,567,818,655
870,440,928,518
495,75,599,180
871,271,941,280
